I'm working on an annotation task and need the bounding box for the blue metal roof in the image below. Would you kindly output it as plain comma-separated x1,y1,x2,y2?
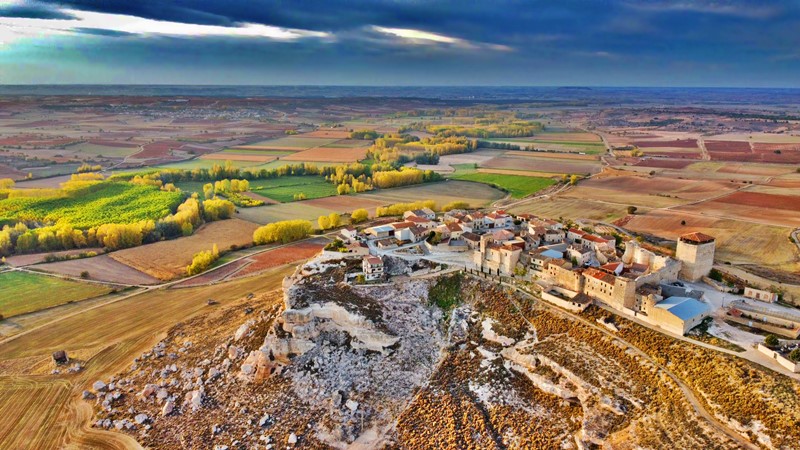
656,296,709,321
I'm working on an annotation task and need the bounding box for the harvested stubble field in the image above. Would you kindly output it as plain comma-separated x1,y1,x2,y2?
281,146,367,163
482,154,602,174
109,219,259,280
236,202,337,225
302,195,387,214
320,139,372,148
237,137,340,150
633,158,695,169
633,139,698,148
509,196,628,222
0,271,113,318
622,210,800,272
705,140,752,153
0,268,292,450
358,180,505,207
65,142,141,158
679,191,800,228
576,175,741,202
36,254,160,285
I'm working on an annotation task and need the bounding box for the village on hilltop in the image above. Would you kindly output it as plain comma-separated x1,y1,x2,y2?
310,206,800,374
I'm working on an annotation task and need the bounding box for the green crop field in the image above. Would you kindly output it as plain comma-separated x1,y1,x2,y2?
0,271,113,318
251,176,337,202
448,172,556,198
0,182,183,228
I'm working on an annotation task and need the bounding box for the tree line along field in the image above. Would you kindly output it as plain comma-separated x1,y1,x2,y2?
0,183,182,228
0,271,114,318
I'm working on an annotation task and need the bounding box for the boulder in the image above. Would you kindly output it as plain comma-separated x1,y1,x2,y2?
92,380,107,392
161,400,175,417
52,350,68,365
345,400,359,412
287,433,298,445
134,414,149,425
234,322,251,341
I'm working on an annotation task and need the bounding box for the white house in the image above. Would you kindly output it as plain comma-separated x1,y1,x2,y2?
363,256,384,281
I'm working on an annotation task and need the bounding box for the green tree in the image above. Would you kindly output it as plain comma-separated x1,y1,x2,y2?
764,334,780,348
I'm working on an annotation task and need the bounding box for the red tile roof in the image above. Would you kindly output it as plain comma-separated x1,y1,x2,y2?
681,232,715,244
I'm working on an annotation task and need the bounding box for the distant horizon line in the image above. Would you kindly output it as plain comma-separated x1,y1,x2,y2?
0,83,798,90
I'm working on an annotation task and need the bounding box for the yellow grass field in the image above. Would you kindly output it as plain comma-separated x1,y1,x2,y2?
509,197,629,222
0,267,293,450
109,219,259,280
623,210,800,272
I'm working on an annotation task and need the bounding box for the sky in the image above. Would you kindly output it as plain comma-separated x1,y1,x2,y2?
0,0,799,87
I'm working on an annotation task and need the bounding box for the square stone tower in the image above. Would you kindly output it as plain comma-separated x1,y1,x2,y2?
676,232,715,281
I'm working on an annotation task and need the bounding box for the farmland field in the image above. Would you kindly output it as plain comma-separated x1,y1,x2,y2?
35,254,160,285
0,271,113,318
108,219,259,280
0,182,183,228
64,142,141,158
448,172,556,198
250,176,338,202
229,237,329,279
482,154,602,174
358,180,505,207
0,267,293,450
678,191,800,227
622,210,800,272
154,159,262,170
236,137,339,150
200,153,276,163
281,146,367,163
236,202,339,224
509,197,629,222
221,148,293,156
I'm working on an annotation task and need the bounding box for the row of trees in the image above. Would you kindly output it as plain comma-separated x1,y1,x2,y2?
376,200,437,217
400,120,543,138
317,213,341,230
372,167,439,189
186,244,220,275
253,220,314,245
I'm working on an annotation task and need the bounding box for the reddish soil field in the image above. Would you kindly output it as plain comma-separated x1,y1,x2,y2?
86,140,140,148
14,120,61,128
231,238,327,278
0,164,24,180
705,141,752,153
714,191,800,211
638,151,701,159
633,159,694,169
173,258,252,287
131,140,185,159
632,139,697,148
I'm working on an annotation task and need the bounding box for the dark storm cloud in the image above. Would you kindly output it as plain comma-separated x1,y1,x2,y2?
3,0,800,86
